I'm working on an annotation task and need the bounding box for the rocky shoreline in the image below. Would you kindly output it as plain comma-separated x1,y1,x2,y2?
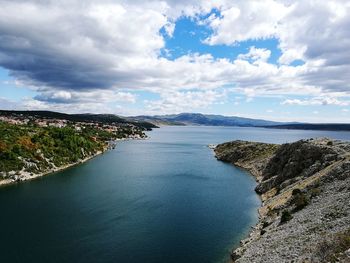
0,150,104,187
214,138,350,263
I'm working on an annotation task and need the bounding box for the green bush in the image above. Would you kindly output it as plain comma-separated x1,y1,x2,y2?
292,192,309,212
262,221,270,228
292,188,302,195
0,121,142,177
280,210,293,224
313,228,350,262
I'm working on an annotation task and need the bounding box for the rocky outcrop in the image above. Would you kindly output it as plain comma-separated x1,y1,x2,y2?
215,138,350,263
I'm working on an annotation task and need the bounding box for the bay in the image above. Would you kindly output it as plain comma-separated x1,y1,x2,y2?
0,126,349,263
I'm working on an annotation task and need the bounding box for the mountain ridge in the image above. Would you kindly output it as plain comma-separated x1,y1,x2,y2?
0,110,157,130
2,111,350,131
130,112,287,127
131,113,350,131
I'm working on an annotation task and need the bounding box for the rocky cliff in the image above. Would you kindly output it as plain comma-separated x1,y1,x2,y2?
215,138,350,263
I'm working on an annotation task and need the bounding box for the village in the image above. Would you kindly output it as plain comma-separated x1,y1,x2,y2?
0,112,146,140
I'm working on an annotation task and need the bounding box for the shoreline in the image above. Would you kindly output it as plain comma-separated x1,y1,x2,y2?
225,165,265,263
221,157,266,263
214,139,350,262
209,142,269,262
0,136,148,188
0,150,104,188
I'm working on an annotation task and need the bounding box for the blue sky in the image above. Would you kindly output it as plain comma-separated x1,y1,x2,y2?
161,15,282,64
0,1,349,122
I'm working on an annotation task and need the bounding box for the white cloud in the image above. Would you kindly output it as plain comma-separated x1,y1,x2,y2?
238,46,271,63
144,89,227,114
0,97,20,110
281,97,350,106
200,0,350,97
0,0,349,115
34,90,136,104
203,0,288,45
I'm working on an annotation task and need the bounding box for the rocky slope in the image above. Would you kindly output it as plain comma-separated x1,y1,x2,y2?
215,138,350,263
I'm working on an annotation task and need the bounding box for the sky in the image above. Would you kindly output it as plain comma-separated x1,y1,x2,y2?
0,0,350,123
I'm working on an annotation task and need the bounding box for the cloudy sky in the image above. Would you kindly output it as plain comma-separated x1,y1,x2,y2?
0,0,349,122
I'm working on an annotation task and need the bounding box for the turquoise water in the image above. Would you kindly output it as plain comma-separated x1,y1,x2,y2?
0,126,349,263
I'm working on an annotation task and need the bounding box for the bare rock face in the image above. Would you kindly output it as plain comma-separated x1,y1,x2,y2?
215,138,350,263
214,140,279,180
257,139,339,193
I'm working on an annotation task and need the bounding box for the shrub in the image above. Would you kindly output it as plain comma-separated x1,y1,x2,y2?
310,187,321,198
262,221,270,228
292,188,302,195
280,210,293,224
292,192,309,212
313,228,350,262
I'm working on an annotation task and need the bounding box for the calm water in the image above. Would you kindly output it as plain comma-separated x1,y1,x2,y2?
1,126,350,263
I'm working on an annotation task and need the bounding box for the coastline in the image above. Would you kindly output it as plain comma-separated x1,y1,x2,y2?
219,151,268,263
224,161,268,263
0,136,148,188
214,139,350,262
0,150,104,187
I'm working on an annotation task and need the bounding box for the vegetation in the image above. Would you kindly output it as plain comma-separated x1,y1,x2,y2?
0,110,157,130
0,121,136,177
314,228,350,262
280,210,293,224
291,189,309,212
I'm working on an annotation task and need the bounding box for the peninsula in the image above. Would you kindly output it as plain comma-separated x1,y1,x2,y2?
0,110,155,186
215,138,350,262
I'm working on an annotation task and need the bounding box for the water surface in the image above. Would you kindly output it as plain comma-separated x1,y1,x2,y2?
0,126,349,263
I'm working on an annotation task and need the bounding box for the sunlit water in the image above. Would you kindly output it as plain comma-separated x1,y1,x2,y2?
1,126,349,263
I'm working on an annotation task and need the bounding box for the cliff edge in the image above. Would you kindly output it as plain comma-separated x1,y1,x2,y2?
215,138,350,263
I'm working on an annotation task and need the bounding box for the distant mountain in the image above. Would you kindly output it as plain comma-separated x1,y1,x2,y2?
133,113,350,131
0,110,158,130
3,111,349,131
131,113,287,127
267,123,350,131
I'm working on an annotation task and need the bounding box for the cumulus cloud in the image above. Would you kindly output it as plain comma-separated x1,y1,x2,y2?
201,0,350,96
34,90,136,104
238,46,271,63
0,0,168,90
203,0,288,45
281,97,350,106
0,0,349,114
144,89,227,114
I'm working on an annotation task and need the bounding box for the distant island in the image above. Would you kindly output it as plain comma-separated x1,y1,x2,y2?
0,110,156,186
214,138,350,262
130,113,350,131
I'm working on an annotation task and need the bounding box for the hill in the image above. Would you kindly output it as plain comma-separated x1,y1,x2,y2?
267,123,350,131
133,113,350,131
132,113,284,127
215,139,350,262
0,110,157,130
